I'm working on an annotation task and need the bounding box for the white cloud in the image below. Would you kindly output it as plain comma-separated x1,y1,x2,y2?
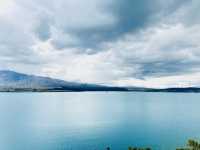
114,73,200,88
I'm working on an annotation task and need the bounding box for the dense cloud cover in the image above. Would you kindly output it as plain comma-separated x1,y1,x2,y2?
0,0,200,87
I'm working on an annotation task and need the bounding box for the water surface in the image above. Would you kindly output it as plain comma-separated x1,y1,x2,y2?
0,92,200,150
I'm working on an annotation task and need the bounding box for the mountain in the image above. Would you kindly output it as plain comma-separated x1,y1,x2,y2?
0,70,127,92
0,70,200,92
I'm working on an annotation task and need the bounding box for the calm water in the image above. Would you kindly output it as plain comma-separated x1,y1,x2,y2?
0,92,200,150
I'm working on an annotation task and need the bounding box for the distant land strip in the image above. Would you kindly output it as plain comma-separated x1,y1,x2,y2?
1,70,200,93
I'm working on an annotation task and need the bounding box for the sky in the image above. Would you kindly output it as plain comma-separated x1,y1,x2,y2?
0,0,200,88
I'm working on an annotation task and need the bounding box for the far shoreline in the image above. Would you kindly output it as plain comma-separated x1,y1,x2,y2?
1,88,200,93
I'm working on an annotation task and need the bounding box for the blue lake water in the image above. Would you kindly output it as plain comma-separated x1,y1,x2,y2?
0,92,200,150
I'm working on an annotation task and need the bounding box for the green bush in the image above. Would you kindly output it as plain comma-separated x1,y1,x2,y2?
103,139,200,150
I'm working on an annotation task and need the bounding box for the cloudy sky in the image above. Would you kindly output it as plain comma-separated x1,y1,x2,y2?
0,0,200,88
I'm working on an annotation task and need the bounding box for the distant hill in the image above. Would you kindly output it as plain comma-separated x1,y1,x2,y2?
127,87,200,93
0,70,200,92
0,70,127,92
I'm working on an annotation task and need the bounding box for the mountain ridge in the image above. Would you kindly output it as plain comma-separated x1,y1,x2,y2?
0,70,200,92
0,70,127,92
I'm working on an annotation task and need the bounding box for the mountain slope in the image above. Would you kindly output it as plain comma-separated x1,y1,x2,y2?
0,70,127,92
1,70,200,92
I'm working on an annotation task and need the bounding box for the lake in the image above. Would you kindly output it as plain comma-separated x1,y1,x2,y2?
0,92,200,150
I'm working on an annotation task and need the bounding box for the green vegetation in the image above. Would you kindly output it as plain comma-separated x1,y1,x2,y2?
176,139,200,150
105,146,151,150
105,139,200,150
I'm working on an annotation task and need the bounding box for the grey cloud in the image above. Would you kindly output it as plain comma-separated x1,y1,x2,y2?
171,0,200,25
105,21,200,81
0,17,45,67
0,20,32,56
54,0,190,51
133,60,200,79
57,0,157,50
14,0,192,52
34,18,51,41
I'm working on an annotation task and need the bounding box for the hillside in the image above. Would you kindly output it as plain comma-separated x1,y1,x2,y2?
0,70,127,92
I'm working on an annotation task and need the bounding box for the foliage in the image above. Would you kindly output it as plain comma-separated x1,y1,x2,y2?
176,139,200,150
105,139,200,150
